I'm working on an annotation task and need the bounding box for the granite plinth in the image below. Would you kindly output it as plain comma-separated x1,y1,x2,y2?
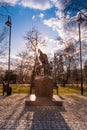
25,94,63,106
26,76,63,106
35,76,53,97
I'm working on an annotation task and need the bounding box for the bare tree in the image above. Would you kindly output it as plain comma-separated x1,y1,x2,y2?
24,27,46,56
62,39,79,85
15,28,47,83
84,60,87,84
16,26,47,83
0,2,8,60
64,0,87,16
53,53,64,84
15,50,33,83
55,39,80,86
0,27,7,58
24,27,46,82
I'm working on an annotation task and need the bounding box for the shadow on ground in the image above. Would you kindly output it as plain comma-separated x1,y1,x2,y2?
0,94,71,130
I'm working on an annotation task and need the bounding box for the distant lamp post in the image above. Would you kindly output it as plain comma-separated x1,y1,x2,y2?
77,13,84,95
5,16,12,85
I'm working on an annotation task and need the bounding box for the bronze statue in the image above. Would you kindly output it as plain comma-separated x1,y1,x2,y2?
38,49,49,75
30,49,52,94
31,48,51,79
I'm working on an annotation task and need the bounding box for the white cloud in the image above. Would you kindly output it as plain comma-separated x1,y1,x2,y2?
44,18,61,32
44,18,66,39
32,13,44,20
51,0,67,10
32,15,35,20
38,36,57,55
39,13,44,19
44,13,85,43
1,0,18,5
45,37,58,55
43,14,83,55
43,1,87,55
1,0,53,10
0,54,19,70
41,1,80,54
21,0,52,10
55,11,66,19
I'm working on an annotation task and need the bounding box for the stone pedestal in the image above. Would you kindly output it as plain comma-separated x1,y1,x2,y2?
35,76,53,97
25,94,63,106
25,76,63,106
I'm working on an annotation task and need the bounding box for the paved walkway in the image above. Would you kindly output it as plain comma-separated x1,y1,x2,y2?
0,94,87,130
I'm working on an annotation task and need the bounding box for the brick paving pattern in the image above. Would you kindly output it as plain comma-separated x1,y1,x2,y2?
0,94,87,130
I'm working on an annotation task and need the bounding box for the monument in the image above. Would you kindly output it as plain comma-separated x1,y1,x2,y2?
25,49,63,106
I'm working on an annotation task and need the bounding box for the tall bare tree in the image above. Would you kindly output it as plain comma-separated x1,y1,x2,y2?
84,60,87,84
0,27,7,58
15,50,33,83
0,2,8,60
15,28,47,83
55,39,80,86
24,27,46,82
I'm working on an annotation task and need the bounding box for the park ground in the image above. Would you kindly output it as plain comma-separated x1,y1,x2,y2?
0,85,87,130
0,84,87,96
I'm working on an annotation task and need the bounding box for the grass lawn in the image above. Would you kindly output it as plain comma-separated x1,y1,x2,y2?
0,84,87,96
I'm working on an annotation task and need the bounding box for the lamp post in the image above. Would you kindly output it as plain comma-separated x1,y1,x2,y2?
5,16,12,85
77,13,84,95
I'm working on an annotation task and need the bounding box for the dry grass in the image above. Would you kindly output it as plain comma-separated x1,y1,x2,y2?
0,84,87,96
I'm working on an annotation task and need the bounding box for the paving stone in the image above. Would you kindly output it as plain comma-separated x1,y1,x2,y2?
0,94,87,130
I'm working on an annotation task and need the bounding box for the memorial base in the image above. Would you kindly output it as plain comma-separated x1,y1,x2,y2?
25,94,63,106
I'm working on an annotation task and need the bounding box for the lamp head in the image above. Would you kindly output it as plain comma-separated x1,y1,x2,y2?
5,16,11,26
77,13,84,24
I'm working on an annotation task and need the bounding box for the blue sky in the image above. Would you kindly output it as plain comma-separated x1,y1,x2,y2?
0,0,87,69
0,1,58,56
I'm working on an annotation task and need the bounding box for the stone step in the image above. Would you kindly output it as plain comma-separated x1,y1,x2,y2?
25,94,63,106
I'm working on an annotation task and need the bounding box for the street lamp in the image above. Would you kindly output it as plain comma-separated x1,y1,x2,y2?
77,13,84,95
5,16,12,85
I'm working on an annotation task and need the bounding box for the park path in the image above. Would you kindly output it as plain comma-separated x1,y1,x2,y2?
0,94,87,130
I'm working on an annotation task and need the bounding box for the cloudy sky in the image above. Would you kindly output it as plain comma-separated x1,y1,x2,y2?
0,0,87,68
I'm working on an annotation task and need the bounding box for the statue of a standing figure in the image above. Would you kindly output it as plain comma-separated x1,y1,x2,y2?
38,49,49,75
